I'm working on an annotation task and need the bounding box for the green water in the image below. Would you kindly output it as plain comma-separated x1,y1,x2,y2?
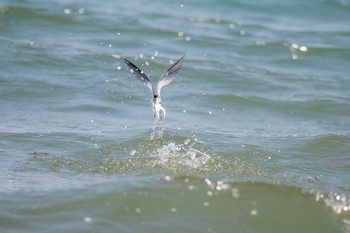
1,0,350,232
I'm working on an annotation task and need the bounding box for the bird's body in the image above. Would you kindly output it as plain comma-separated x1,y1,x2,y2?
123,55,185,122
153,96,166,120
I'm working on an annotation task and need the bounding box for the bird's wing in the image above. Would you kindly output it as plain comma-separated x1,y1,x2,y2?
123,58,155,95
157,55,185,97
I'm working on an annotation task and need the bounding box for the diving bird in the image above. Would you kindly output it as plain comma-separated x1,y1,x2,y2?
123,55,185,121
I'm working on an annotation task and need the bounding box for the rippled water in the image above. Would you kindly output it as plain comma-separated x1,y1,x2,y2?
1,0,350,232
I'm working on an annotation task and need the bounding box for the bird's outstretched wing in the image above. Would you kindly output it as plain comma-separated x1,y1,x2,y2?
123,58,155,95
157,55,185,96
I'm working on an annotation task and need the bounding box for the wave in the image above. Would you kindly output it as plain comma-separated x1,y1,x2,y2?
2,177,348,232
29,128,274,181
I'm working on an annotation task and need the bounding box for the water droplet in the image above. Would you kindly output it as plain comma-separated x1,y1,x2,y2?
130,149,136,156
117,66,121,70
203,202,210,207
78,8,85,14
84,217,92,223
229,23,235,29
170,207,177,212
232,188,240,198
185,36,191,41
300,46,308,52
250,209,258,216
205,178,212,186
216,181,230,191
291,43,299,50
135,208,142,213
64,8,72,14
240,30,246,36
178,31,184,37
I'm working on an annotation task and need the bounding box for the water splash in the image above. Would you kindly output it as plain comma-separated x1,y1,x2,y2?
150,123,165,140
149,140,212,171
143,128,213,171
30,128,215,174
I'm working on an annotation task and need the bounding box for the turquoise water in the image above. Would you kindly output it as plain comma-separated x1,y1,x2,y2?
1,0,350,232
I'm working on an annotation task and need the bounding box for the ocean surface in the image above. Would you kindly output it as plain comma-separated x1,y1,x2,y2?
1,0,350,232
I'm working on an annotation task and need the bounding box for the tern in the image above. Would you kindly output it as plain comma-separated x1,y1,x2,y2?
123,55,185,122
